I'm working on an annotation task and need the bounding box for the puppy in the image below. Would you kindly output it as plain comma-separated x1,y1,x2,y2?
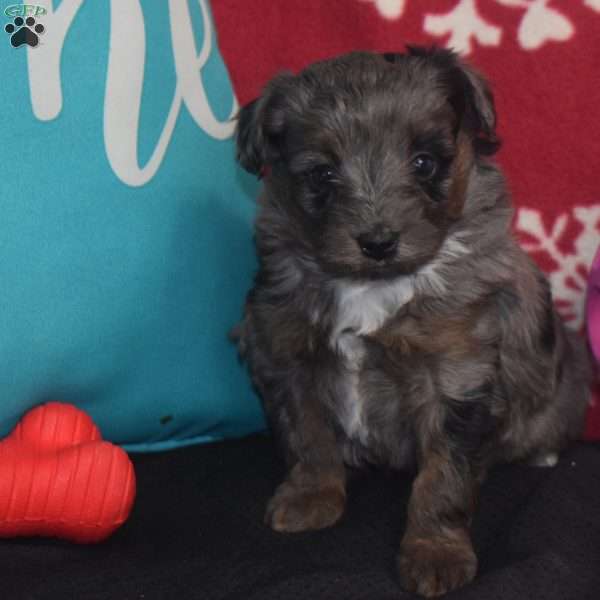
232,48,591,597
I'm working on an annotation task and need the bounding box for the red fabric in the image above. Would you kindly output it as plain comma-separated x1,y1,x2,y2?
211,0,600,438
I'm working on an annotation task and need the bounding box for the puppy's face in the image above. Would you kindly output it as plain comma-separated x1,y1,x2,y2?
236,49,499,279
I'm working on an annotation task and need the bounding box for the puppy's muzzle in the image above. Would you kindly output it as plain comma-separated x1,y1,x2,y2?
357,229,399,261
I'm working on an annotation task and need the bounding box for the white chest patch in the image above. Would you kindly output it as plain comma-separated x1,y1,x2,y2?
329,275,416,443
326,232,471,443
332,274,416,340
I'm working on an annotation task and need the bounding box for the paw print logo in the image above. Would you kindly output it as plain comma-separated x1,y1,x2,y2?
5,16,44,48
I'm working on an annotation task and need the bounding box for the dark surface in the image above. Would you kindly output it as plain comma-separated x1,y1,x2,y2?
2,435,600,599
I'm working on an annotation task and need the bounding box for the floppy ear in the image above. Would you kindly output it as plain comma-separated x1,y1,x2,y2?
454,59,500,155
407,46,500,155
235,98,263,175
235,74,294,176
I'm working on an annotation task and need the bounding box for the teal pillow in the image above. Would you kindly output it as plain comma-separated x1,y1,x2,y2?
0,1,264,450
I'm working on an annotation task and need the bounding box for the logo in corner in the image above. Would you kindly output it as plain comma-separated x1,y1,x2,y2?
4,4,45,47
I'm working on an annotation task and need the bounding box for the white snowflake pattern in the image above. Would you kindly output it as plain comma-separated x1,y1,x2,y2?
360,0,599,54
584,0,600,12
360,0,405,20
498,0,574,50
424,0,502,54
515,206,600,329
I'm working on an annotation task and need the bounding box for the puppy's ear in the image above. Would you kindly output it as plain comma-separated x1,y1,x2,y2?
236,99,264,175
408,46,500,155
235,74,294,176
453,59,500,156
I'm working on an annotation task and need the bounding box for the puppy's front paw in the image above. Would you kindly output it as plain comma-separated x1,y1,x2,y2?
265,480,345,533
398,534,477,597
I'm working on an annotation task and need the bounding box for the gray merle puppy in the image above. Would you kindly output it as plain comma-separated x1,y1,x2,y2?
231,48,591,597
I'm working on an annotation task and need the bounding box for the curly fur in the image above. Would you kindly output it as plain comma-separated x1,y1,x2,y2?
232,48,591,597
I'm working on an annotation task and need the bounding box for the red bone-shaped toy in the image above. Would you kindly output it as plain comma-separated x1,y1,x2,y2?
0,402,136,543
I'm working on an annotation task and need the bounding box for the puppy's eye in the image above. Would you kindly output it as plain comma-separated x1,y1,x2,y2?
411,154,438,180
307,165,335,190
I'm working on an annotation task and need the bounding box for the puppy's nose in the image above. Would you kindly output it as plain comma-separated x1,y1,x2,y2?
357,230,399,261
